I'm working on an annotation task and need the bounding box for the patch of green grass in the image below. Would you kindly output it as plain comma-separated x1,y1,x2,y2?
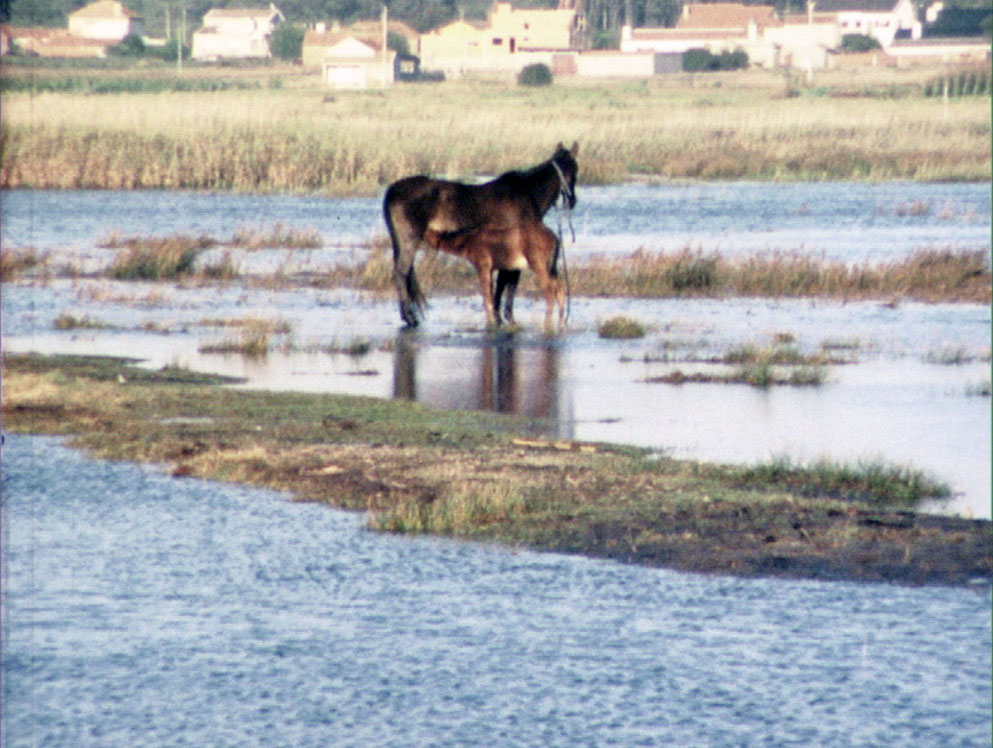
731,457,951,506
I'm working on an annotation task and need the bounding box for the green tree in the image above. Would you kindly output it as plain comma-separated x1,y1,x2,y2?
840,33,882,52
270,22,304,61
108,33,147,56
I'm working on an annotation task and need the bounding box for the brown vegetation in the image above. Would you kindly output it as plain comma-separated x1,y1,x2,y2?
2,69,989,191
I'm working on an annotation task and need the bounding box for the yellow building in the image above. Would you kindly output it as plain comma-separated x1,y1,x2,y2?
420,1,588,76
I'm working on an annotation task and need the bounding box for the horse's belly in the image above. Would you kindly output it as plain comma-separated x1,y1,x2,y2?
501,253,528,271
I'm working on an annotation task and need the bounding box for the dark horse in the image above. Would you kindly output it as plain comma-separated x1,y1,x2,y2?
383,142,578,328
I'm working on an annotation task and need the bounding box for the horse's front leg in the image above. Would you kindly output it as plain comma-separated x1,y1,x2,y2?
494,270,520,326
475,263,497,328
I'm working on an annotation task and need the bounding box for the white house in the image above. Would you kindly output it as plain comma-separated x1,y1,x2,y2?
192,4,284,61
815,0,918,48
67,0,144,42
322,36,396,88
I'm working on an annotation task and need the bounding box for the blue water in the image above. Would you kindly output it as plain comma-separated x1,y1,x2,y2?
2,434,991,747
2,182,989,263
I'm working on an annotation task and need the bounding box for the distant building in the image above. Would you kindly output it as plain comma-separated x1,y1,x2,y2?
1,25,111,57
67,0,144,42
815,0,917,48
303,19,419,69
419,0,589,77
322,36,396,88
191,4,284,62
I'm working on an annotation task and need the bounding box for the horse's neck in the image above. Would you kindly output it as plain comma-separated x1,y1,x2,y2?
521,163,558,216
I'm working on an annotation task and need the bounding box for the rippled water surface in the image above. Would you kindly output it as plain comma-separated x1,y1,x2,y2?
3,435,990,747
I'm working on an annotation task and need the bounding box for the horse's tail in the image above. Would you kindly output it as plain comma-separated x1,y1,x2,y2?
383,183,426,326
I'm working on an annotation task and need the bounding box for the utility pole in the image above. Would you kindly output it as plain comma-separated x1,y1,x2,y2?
177,1,186,73
381,5,388,88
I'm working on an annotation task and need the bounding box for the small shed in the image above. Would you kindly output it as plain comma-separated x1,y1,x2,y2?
323,36,396,88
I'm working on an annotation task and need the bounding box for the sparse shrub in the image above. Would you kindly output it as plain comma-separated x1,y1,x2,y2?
683,47,748,72
107,34,146,57
840,34,882,53
518,63,552,87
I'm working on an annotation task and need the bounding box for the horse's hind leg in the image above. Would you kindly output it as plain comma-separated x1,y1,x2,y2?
384,192,424,328
494,270,520,326
476,265,498,327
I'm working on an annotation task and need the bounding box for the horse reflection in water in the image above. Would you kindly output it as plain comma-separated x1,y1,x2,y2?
393,334,568,435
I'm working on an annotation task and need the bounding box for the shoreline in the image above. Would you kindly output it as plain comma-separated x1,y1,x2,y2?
3,352,989,588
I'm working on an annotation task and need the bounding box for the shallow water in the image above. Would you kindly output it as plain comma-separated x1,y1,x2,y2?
4,280,989,518
3,434,990,747
3,182,989,263
2,184,990,517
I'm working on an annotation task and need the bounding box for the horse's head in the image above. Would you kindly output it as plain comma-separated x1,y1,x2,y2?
551,142,579,210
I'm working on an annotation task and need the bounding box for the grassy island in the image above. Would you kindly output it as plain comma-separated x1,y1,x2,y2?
4,353,988,587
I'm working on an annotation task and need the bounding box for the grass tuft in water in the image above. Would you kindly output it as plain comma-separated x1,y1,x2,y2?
598,316,647,339
1,247,48,280
105,234,215,280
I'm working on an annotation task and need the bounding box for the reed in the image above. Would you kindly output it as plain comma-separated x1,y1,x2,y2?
2,69,988,191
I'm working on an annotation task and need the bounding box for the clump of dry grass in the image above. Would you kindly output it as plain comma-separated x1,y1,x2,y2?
196,317,290,357
104,233,216,280
230,222,322,249
53,313,110,330
369,480,532,535
0,247,47,280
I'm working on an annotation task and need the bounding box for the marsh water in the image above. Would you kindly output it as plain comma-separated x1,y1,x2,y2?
3,434,991,747
2,183,990,517
2,183,992,746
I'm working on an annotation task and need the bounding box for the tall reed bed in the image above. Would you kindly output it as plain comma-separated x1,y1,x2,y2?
348,245,988,303
2,74,989,191
568,247,991,303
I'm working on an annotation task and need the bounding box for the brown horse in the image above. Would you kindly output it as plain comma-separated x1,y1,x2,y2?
383,143,578,327
424,221,565,330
